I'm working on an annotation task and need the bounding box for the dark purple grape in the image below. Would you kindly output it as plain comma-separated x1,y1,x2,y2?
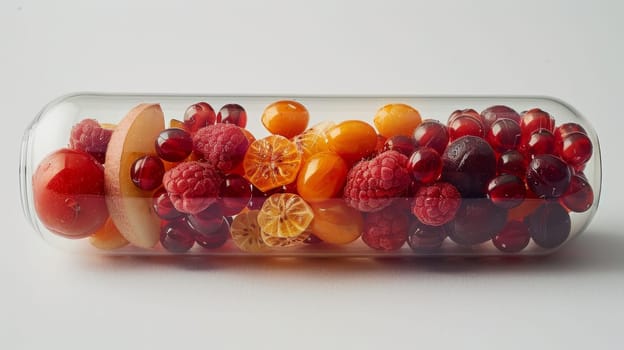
526,154,572,199
194,219,229,249
407,220,447,252
155,128,193,162
187,205,224,236
526,202,570,249
446,199,507,246
442,136,497,198
160,218,195,253
487,174,526,209
492,221,530,253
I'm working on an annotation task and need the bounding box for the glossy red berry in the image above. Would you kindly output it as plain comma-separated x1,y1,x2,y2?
155,128,193,162
448,115,485,141
408,147,442,184
218,104,247,128
520,108,554,139
560,132,592,168
152,188,184,220
413,120,449,155
383,135,416,157
487,118,521,152
560,174,594,213
187,206,224,236
487,174,526,209
407,220,447,252
481,105,520,127
492,221,530,253
160,218,195,253
498,150,527,178
195,218,229,249
526,154,571,199
130,155,165,191
219,174,253,216
526,202,570,249
523,128,555,156
184,102,217,133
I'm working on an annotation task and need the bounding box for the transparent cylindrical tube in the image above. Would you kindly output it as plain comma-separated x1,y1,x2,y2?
20,94,601,256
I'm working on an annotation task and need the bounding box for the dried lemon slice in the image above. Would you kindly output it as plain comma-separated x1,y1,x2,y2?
230,210,267,253
261,230,311,248
257,193,314,238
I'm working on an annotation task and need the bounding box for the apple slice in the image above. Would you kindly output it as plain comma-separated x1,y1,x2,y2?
105,103,165,248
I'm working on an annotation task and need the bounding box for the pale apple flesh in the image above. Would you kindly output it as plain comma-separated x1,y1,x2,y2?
105,103,165,248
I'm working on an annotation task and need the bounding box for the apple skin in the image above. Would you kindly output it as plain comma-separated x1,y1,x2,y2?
105,103,165,248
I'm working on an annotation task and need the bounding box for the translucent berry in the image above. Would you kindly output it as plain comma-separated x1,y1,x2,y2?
152,188,184,220
155,128,193,162
446,199,507,246
520,108,554,139
481,105,520,127
184,102,217,133
560,174,594,213
526,202,570,249
523,128,555,156
408,147,442,184
486,118,521,152
219,174,253,216
487,174,526,209
383,135,416,157
498,150,527,178
407,220,447,252
187,206,224,236
413,119,449,155
218,104,247,128
559,132,592,168
492,221,530,253
193,217,229,249
160,219,195,253
526,154,571,199
130,155,165,191
448,115,485,141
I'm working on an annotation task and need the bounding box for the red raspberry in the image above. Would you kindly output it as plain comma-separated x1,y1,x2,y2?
69,119,112,163
344,150,411,212
362,206,409,251
412,182,461,226
193,124,249,172
163,161,223,214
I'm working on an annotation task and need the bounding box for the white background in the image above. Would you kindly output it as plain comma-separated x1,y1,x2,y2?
2,0,623,349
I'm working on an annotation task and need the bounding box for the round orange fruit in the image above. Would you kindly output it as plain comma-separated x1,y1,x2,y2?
243,135,302,192
261,100,309,139
373,103,422,138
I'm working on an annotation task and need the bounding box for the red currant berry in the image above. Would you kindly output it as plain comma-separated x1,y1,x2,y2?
526,154,572,199
408,147,442,184
520,108,554,139
413,119,449,155
498,150,527,178
130,155,164,191
560,174,594,213
487,118,521,152
183,102,217,133
559,132,592,168
152,188,184,220
407,220,447,252
219,174,253,216
160,218,195,253
487,174,526,209
155,128,193,162
523,128,555,156
448,115,485,141
481,105,520,127
218,104,247,128
448,109,483,125
526,202,570,249
554,122,587,142
383,135,416,157
492,221,530,253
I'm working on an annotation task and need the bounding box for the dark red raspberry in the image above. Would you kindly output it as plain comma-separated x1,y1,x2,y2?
362,206,409,251
163,161,223,214
412,182,461,226
193,124,249,172
344,150,411,212
69,119,112,163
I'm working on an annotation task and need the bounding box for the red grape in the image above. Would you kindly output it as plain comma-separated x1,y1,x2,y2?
155,128,193,162
130,155,165,191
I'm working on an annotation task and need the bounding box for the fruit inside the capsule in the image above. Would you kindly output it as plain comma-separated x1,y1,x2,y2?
89,217,129,250
243,135,302,192
309,200,363,244
104,103,165,248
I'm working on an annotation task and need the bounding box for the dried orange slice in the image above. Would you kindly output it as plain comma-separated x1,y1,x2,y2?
243,135,302,192
230,210,268,252
293,121,334,161
257,193,314,238
261,230,310,248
